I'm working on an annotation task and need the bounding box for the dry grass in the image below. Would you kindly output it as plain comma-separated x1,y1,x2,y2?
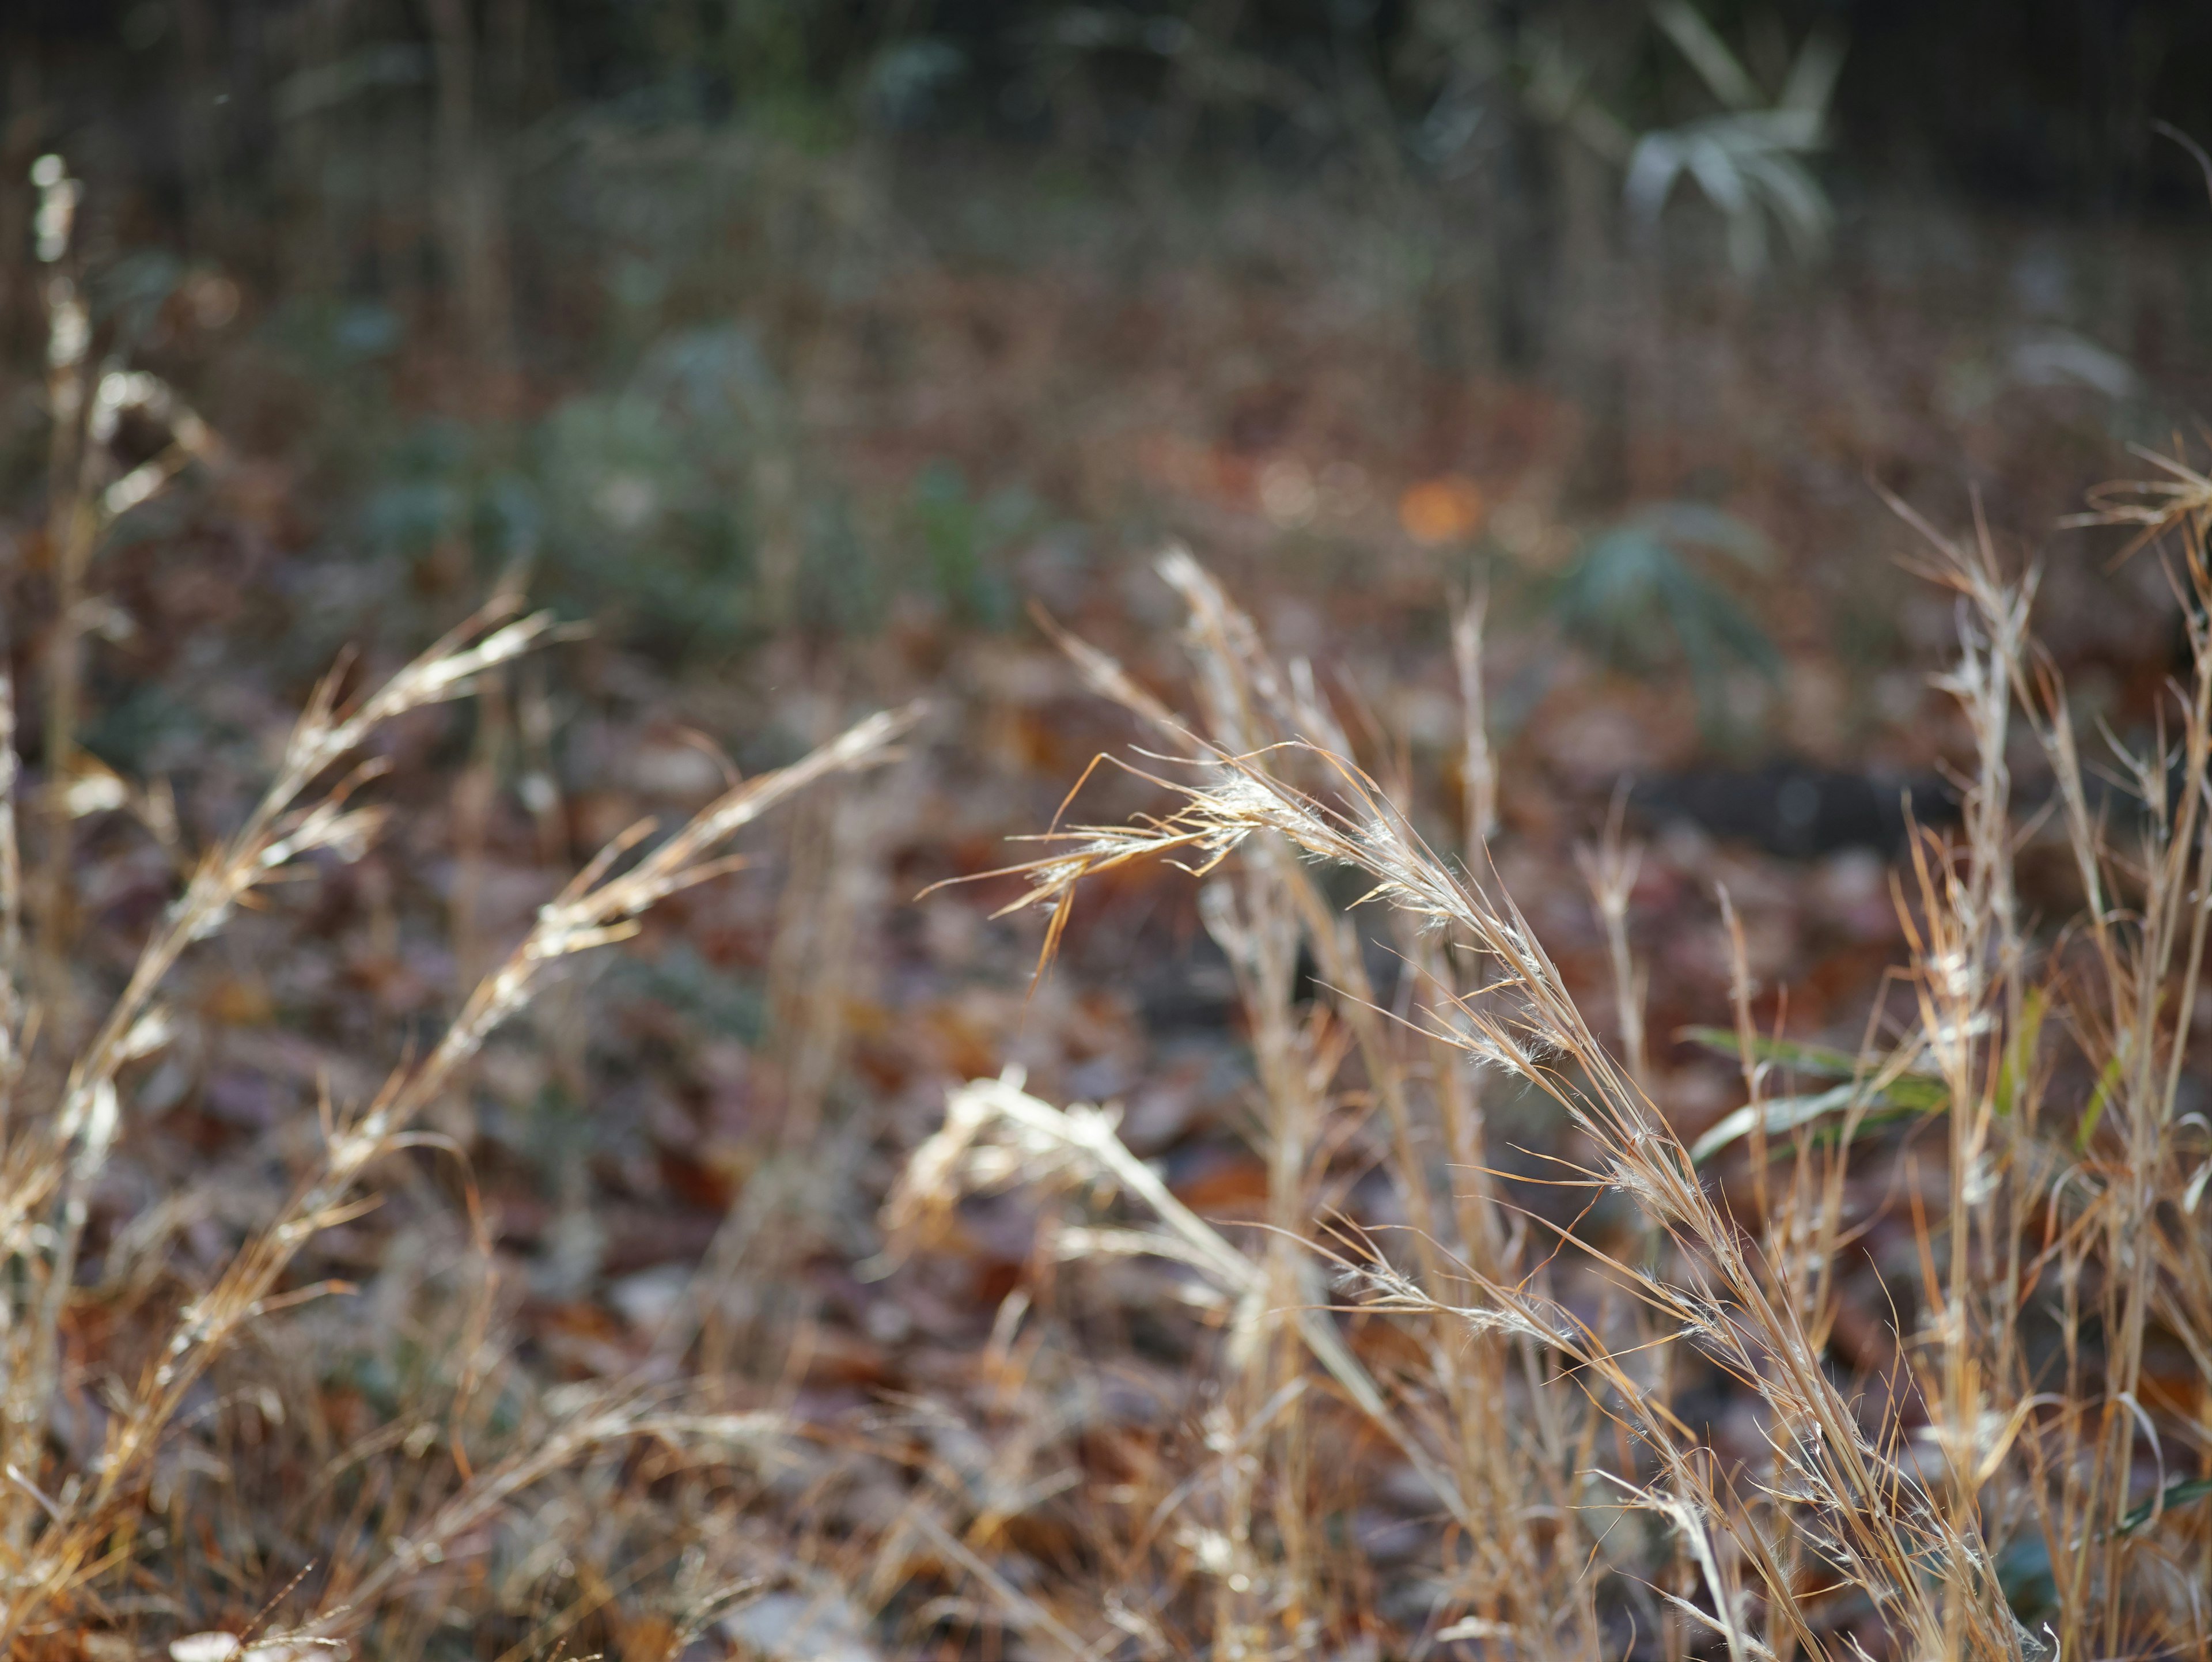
4,151,952,1662
0,590,918,1652
885,501,2212,1659
10,132,2212,1662
6,172,927,1648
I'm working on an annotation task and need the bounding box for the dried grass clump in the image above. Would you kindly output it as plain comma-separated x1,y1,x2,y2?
6,153,937,1658
892,498,2212,1657
0,594,918,1650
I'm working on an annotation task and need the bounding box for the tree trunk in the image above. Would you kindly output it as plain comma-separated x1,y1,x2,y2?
425,0,516,404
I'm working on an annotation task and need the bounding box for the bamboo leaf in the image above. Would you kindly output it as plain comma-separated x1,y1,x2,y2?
1689,1080,1945,1164
1691,1084,1858,1163
1680,1025,1864,1079
2118,1475,2212,1536
1681,1025,1947,1110
1651,0,1760,111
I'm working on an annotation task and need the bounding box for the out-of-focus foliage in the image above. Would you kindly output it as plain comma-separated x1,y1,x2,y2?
1551,501,1779,726
908,461,1036,631
1624,2,1844,271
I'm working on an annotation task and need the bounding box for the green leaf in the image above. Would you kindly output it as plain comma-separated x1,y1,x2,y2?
1682,1026,1948,1107
1683,1024,1955,1163
1624,502,1774,570
2077,1053,2125,1150
1874,1076,1951,1112
1551,503,1781,736
1994,986,2048,1118
1651,0,1760,112
2118,1476,2212,1536
1691,1084,1857,1163
1683,1026,1867,1079
1688,1084,1933,1164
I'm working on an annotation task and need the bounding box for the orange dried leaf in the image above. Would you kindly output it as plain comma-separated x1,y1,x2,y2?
1397,475,1484,545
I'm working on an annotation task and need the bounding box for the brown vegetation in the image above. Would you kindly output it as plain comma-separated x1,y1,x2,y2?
8,35,2212,1660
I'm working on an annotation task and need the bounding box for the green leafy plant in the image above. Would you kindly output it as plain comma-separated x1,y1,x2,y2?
1624,1,1844,273
1517,1,1844,276
908,459,1036,629
357,325,782,657
1680,1025,1952,1163
1549,501,1780,728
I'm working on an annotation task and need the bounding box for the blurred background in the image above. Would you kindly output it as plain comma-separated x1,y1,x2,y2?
5,3,2212,1647
9,1,2212,745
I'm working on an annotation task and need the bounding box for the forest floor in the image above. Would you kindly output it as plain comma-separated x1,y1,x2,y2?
9,138,2212,1656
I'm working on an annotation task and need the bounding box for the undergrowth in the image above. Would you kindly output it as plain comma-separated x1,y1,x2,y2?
895,495,2212,1658
8,141,2212,1662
